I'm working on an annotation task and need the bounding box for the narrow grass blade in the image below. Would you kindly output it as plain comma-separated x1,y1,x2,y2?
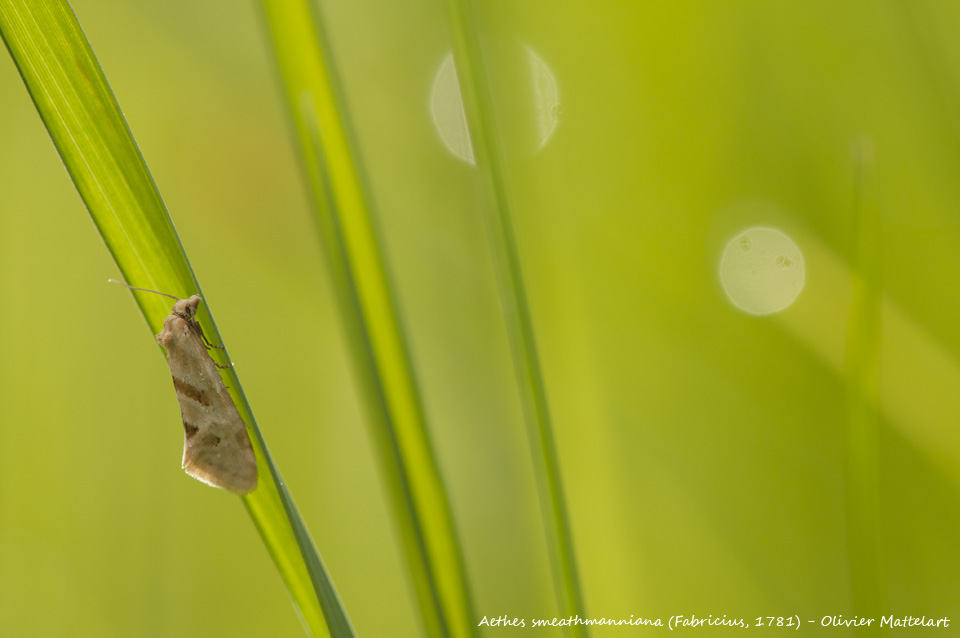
439,1,588,633
844,138,887,631
0,2,353,636
257,2,477,637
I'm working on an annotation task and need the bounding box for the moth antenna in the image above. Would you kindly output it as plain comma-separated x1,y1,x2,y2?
108,279,181,301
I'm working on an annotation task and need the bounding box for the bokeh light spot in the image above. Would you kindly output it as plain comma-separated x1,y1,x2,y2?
720,227,805,315
430,49,560,164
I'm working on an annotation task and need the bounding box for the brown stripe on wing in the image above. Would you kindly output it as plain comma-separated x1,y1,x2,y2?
172,377,211,406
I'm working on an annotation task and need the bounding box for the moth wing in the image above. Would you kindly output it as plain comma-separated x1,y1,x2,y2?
160,315,258,495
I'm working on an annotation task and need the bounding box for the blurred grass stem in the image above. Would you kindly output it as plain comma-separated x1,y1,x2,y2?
439,0,588,633
257,2,477,636
844,137,887,635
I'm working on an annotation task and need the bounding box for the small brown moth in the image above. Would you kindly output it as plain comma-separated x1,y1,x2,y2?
112,280,258,494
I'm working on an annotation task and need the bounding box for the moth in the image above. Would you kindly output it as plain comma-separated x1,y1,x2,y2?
112,280,258,494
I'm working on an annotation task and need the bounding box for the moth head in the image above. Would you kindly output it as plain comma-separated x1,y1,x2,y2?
173,295,203,321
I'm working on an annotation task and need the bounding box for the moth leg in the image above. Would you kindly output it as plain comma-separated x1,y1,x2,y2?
191,320,228,350
202,332,228,350
192,323,234,368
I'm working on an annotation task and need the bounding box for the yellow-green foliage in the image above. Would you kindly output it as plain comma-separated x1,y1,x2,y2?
1,1,959,636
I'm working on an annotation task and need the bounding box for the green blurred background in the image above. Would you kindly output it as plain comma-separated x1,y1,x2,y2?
2,0,960,635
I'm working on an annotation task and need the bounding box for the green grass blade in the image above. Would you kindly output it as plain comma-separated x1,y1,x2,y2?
257,3,477,637
0,2,354,636
844,138,887,633
439,1,588,633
